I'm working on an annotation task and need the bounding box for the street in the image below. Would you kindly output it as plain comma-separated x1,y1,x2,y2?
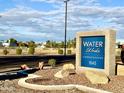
0,55,75,72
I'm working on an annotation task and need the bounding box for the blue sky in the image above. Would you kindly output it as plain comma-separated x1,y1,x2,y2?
0,0,124,42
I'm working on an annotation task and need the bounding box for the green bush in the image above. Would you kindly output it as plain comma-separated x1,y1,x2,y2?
28,47,35,55
3,49,9,55
58,49,63,54
67,50,72,54
16,48,22,55
48,59,56,67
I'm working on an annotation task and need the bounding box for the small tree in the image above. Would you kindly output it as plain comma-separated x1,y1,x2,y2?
28,41,36,47
28,47,35,55
18,42,25,47
16,48,22,55
9,38,17,43
48,59,56,67
45,40,51,48
3,49,9,55
60,41,64,48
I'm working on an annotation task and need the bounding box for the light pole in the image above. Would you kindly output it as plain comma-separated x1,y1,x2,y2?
64,0,69,56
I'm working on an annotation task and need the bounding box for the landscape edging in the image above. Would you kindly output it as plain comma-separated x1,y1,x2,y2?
18,74,112,93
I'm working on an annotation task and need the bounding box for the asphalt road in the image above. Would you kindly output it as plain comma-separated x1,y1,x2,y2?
0,55,75,72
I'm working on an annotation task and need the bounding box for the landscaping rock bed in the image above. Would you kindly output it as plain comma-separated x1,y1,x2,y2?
0,67,124,93
26,72,89,85
26,68,124,93
0,79,85,93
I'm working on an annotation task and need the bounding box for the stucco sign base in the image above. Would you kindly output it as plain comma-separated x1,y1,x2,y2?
76,29,116,76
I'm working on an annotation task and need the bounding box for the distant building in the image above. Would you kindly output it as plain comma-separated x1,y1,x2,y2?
2,40,17,47
2,42,9,47
41,42,46,48
40,45,45,48
36,42,46,48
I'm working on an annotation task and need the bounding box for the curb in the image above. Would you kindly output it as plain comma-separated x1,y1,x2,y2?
18,74,112,93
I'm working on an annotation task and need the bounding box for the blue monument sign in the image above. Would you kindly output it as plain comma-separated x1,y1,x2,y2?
81,36,105,69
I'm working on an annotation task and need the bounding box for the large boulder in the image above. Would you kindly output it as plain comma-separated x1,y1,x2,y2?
54,70,69,78
63,63,75,70
63,64,76,75
85,71,109,84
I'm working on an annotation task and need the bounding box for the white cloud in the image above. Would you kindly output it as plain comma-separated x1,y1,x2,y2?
31,0,100,7
0,1,124,41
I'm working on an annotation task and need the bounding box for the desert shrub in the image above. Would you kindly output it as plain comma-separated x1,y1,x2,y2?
3,49,9,55
28,47,35,55
67,50,72,54
48,59,56,67
58,49,63,54
16,48,22,55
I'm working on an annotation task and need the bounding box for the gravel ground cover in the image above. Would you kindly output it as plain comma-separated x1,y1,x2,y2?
0,67,124,93
27,68,124,93
0,67,86,93
0,79,85,93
